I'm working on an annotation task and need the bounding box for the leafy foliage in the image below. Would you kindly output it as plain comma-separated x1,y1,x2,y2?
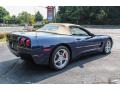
35,11,43,22
17,11,35,25
56,6,120,25
0,6,9,23
1,6,120,25
0,6,44,26
10,15,19,24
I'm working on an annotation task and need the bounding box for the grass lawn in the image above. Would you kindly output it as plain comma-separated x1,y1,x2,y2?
0,32,9,43
0,37,6,42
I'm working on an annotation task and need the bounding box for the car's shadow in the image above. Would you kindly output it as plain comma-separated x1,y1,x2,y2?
0,52,109,84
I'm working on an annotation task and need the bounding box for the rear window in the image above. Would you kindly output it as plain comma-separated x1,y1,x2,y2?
37,24,59,31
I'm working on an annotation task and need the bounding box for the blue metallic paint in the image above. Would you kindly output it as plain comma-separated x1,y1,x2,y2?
8,31,112,65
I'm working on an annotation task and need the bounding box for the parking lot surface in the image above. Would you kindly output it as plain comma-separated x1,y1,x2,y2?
0,26,120,84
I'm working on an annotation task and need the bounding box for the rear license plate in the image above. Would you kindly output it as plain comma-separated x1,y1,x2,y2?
11,43,17,50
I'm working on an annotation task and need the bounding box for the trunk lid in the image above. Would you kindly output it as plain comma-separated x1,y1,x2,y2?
7,31,59,49
7,32,38,50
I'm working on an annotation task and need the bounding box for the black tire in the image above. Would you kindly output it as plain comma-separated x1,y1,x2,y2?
49,46,70,70
103,39,112,54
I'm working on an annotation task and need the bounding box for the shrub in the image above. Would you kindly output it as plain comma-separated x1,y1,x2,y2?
0,33,5,39
0,32,9,39
33,24,43,29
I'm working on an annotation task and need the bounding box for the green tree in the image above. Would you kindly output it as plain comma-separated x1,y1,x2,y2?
35,11,43,22
56,6,120,25
42,19,48,24
29,15,35,25
3,15,11,24
17,11,35,25
0,6,9,23
10,15,18,24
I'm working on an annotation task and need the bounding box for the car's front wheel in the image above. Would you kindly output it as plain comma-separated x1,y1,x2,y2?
103,39,112,54
49,46,70,70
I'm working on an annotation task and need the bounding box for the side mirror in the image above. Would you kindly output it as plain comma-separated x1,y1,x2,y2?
89,32,95,37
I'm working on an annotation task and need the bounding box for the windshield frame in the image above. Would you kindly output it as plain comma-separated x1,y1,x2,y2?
37,24,60,31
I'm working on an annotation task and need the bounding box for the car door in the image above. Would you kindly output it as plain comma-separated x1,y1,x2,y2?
70,26,101,54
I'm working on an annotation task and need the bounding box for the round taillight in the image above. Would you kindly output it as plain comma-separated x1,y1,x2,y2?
25,39,31,47
19,38,24,46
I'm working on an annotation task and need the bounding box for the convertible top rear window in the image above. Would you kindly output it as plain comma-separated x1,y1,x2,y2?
37,24,59,31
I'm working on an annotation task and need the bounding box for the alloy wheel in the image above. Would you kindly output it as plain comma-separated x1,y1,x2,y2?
54,48,69,69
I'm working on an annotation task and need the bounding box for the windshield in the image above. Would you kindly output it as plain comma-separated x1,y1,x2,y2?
37,24,59,31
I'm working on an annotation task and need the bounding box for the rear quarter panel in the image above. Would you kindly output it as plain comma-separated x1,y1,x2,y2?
35,33,78,59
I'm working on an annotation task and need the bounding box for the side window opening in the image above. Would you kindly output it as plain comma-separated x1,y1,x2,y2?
70,27,89,36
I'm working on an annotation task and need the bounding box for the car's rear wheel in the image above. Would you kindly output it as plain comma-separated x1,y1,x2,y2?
49,46,70,70
103,39,112,54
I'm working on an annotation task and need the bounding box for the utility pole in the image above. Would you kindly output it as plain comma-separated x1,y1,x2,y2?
54,6,56,23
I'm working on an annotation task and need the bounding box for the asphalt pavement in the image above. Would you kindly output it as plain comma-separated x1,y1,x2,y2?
0,26,24,33
0,26,120,84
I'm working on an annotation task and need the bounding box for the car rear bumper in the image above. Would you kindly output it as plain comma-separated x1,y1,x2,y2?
8,45,50,65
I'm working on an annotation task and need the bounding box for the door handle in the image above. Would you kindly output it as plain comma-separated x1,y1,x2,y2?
85,37,92,40
76,38,81,41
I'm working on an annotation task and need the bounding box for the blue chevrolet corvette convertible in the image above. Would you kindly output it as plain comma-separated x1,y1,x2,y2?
7,23,113,70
